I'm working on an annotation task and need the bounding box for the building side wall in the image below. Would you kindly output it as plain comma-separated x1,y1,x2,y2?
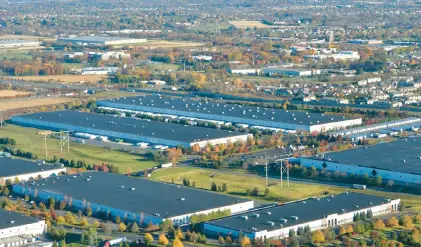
301,158,421,186
1,168,67,184
0,221,45,239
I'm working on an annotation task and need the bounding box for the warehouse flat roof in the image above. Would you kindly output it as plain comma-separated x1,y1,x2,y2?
308,138,421,174
13,110,247,143
207,193,392,233
0,208,41,230
18,172,250,218
0,39,39,44
99,95,355,126
0,157,63,178
59,36,142,42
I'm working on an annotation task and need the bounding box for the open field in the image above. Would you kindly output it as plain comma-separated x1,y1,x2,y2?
3,75,108,84
0,125,158,172
93,90,141,99
0,90,31,97
118,40,205,49
229,21,272,29
0,97,71,111
0,34,56,41
0,49,33,60
152,167,421,210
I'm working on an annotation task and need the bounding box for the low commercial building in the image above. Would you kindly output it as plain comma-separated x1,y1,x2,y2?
89,51,130,61
11,110,251,148
229,68,261,75
97,95,362,133
262,67,313,77
0,40,40,49
204,193,399,239
74,67,119,75
0,157,66,184
58,36,146,46
301,138,421,188
13,172,254,226
0,208,45,239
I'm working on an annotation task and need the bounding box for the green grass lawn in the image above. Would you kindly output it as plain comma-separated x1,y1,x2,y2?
93,90,141,99
151,167,421,209
146,63,181,71
0,50,33,60
0,125,158,173
151,167,345,203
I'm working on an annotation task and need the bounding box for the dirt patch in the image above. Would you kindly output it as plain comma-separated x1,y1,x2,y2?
228,21,299,29
0,90,31,97
3,75,108,84
0,97,72,111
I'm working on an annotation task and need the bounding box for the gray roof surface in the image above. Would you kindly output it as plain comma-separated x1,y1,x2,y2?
59,36,139,42
13,110,247,143
98,95,353,126
18,172,250,218
207,193,391,233
309,138,421,174
0,208,40,230
0,157,62,178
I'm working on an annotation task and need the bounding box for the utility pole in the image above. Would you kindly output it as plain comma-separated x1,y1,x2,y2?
43,134,48,157
278,158,290,189
265,162,268,188
60,130,70,154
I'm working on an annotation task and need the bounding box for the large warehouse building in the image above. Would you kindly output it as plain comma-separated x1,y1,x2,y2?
11,111,251,148
204,193,399,240
0,40,40,49
58,36,146,46
301,138,421,188
0,157,66,183
0,208,45,240
97,95,362,132
13,172,254,226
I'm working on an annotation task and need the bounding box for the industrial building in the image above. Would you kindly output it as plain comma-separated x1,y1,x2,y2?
13,172,254,226
328,117,421,137
261,67,317,77
301,138,421,187
11,110,251,148
204,193,399,239
97,95,362,132
57,36,147,46
0,157,66,183
0,40,40,49
0,208,45,240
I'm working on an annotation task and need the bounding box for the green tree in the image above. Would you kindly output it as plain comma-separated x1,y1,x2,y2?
131,222,139,233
